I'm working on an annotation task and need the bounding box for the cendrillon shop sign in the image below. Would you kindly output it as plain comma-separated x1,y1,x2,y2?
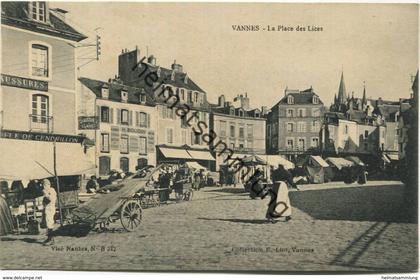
1,74,48,92
0,129,83,143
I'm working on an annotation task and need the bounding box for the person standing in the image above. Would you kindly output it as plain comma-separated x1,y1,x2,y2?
42,179,57,245
266,164,293,223
0,183,14,236
86,176,99,193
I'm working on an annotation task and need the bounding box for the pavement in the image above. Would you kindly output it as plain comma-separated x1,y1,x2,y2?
0,181,418,272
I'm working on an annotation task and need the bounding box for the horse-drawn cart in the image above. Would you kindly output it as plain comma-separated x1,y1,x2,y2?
71,165,161,232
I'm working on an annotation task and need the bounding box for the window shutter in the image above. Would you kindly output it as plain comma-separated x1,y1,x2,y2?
117,109,121,124
109,108,114,123
147,113,150,128
129,110,133,126
135,112,139,127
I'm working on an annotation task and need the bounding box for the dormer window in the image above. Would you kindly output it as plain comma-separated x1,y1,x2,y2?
312,96,319,104
287,95,294,104
139,89,146,103
171,70,175,81
184,74,188,84
194,92,199,103
238,109,244,117
230,108,235,115
30,2,47,23
101,85,109,99
255,111,260,118
157,67,161,77
121,89,128,103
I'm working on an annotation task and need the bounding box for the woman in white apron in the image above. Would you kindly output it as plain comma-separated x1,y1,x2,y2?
266,164,293,223
42,179,57,245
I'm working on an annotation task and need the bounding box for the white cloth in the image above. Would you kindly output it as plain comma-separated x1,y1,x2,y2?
43,187,57,229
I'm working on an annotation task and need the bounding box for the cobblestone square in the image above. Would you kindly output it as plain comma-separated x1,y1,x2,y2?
0,181,417,272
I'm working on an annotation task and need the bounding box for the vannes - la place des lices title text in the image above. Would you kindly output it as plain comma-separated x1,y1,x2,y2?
232,25,323,32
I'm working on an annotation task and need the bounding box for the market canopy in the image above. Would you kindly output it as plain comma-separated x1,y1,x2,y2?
0,139,95,181
264,155,295,170
241,155,267,166
184,161,207,170
309,155,329,168
345,156,365,166
186,150,215,161
326,157,354,170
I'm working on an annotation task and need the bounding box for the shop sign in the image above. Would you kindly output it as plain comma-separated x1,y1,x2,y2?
78,116,99,130
1,74,48,92
0,129,83,143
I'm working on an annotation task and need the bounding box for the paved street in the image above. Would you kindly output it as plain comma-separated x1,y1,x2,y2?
0,181,417,272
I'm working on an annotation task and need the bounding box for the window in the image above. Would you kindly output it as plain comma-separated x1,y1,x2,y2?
230,108,235,115
120,135,129,154
31,94,49,123
287,95,294,104
298,122,306,133
31,44,49,77
188,91,192,102
230,142,235,149
101,133,110,152
193,132,201,145
311,137,319,148
166,128,173,144
31,2,46,22
298,138,305,150
312,96,319,104
364,130,369,138
344,125,349,134
120,157,129,173
139,137,147,155
298,109,305,117
247,140,253,149
239,141,245,149
230,124,235,137
287,109,294,117
239,126,245,138
238,110,244,117
100,106,110,123
180,89,185,101
121,90,128,103
194,92,199,103
101,86,109,99
139,112,147,127
287,123,294,132
139,93,146,103
220,121,227,137
247,124,253,138
287,138,294,149
121,109,129,125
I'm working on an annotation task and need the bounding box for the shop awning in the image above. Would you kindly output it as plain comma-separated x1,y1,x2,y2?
185,161,207,170
0,139,95,181
264,155,295,170
159,147,192,159
310,155,330,168
326,157,354,170
345,156,365,166
186,150,215,161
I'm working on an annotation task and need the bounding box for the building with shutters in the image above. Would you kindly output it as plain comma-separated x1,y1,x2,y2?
78,77,156,175
266,87,325,160
116,48,215,170
209,94,266,171
0,2,95,183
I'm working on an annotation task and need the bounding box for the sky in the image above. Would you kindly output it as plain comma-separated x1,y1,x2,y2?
52,2,419,109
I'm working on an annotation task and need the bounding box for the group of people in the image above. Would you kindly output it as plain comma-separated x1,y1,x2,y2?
0,179,57,245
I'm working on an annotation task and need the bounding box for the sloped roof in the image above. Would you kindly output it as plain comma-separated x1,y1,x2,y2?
79,77,155,106
1,2,87,42
277,88,324,105
326,157,354,170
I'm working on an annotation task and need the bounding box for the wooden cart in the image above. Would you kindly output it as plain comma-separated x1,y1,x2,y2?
71,165,161,232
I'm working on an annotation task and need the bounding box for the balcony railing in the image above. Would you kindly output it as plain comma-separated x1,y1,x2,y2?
29,114,53,133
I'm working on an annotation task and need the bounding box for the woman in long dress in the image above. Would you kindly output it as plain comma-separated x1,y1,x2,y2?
0,182,14,236
266,164,294,223
42,179,57,245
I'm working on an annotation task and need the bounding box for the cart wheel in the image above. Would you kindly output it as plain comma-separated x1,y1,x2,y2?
120,200,143,232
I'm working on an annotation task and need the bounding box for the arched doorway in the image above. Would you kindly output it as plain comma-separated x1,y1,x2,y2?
137,158,148,170
120,157,129,173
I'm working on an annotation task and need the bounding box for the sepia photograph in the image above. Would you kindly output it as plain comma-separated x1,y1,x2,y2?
0,0,418,276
